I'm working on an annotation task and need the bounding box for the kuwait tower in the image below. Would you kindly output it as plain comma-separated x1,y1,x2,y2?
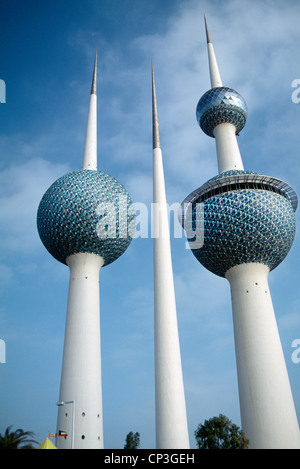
37,55,135,449
179,19,300,449
152,66,190,449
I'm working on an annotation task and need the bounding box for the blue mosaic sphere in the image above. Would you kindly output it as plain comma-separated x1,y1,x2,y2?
181,171,297,277
37,170,135,266
196,87,248,137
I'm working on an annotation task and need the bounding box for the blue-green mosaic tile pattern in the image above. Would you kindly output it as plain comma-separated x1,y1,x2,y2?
207,169,257,182
196,87,248,137
37,170,135,266
189,188,296,278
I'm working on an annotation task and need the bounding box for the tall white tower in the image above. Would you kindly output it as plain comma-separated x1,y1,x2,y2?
179,19,300,449
37,55,135,449
152,66,190,449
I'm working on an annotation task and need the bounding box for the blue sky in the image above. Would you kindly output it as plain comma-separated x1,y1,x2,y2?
0,0,300,449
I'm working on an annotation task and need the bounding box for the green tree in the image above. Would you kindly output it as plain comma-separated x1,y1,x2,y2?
0,425,38,449
195,414,249,449
124,431,140,449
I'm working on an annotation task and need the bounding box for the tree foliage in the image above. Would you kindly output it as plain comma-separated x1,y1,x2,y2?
195,414,249,449
124,431,140,449
0,426,38,449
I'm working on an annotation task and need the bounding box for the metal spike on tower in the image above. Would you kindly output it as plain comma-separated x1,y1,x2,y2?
152,65,190,449
37,54,135,449
179,18,300,449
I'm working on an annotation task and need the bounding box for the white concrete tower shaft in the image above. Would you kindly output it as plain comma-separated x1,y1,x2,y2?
57,253,104,449
226,263,300,448
56,55,104,449
152,66,190,449
205,17,244,174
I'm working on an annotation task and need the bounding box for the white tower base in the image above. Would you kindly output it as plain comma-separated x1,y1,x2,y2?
56,252,104,449
226,263,300,449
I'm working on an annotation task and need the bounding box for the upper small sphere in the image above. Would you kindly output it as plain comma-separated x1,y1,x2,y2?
37,170,135,266
196,87,247,137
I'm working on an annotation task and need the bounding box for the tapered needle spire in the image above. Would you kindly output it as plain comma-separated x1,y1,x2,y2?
91,51,97,95
204,15,212,44
204,16,223,88
151,63,190,449
152,63,161,150
82,52,98,170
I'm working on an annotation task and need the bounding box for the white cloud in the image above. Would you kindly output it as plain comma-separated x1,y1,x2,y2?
0,153,70,256
92,0,300,198
124,170,152,205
